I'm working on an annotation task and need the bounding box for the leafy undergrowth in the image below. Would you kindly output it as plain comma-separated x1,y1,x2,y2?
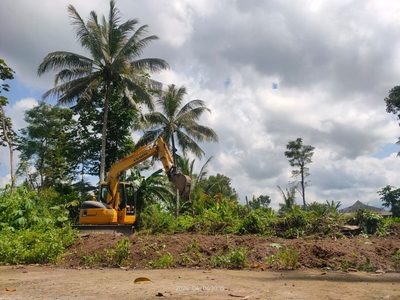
63,231,400,272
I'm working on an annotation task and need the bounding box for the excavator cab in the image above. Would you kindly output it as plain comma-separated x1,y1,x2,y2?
99,182,136,225
79,182,136,226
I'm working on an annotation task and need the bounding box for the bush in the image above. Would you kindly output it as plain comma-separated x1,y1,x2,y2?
139,204,175,234
210,246,248,269
348,209,387,236
238,209,275,235
0,187,77,265
0,227,75,264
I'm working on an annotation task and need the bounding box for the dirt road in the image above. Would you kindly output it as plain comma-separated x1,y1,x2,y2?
1,265,399,300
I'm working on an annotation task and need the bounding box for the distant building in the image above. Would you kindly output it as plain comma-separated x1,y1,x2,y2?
339,200,392,217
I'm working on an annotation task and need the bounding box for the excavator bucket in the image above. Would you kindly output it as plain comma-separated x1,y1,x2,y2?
171,174,191,200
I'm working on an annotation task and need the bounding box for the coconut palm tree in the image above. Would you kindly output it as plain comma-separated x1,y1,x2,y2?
136,84,218,161
137,85,217,217
37,0,169,182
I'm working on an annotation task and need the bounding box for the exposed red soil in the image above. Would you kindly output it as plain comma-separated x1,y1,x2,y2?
64,231,400,271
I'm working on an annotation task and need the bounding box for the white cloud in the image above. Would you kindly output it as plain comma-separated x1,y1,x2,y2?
1,0,400,211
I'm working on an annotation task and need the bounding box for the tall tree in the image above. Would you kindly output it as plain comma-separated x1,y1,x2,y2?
384,86,400,155
136,84,218,216
248,194,271,211
0,59,17,188
284,138,315,208
18,102,79,193
70,90,137,177
37,0,169,183
378,185,400,218
137,84,218,159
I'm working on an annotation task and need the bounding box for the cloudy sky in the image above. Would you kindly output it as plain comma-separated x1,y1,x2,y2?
1,0,400,210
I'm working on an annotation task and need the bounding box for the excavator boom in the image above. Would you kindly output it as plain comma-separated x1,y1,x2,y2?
77,137,191,234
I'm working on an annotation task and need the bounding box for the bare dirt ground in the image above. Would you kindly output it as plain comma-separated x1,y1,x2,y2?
1,232,400,299
1,265,400,299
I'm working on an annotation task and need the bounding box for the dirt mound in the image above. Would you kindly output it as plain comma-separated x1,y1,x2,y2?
64,232,400,271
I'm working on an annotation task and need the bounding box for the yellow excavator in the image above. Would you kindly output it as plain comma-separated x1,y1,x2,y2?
75,137,191,235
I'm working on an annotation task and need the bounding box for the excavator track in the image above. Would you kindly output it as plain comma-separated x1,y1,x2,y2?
73,225,134,236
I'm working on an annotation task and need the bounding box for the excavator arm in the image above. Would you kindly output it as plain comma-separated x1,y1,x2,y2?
105,137,191,209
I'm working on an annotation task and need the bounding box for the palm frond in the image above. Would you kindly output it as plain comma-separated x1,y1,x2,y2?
182,123,218,142
37,52,93,76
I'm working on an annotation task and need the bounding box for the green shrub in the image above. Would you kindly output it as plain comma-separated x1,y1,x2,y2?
0,187,77,265
238,209,275,235
105,238,131,267
147,252,175,268
0,227,76,264
348,209,386,236
277,248,300,269
210,246,248,269
139,204,175,234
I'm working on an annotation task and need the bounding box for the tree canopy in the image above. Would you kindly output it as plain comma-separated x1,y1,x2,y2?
284,138,315,208
37,0,169,182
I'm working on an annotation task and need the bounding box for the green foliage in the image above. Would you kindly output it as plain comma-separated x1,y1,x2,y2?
136,84,218,160
105,238,131,267
71,91,137,176
0,60,18,188
277,185,296,214
0,227,75,265
284,138,315,207
147,252,175,268
384,86,400,155
0,59,14,83
357,257,377,272
82,252,102,266
137,194,350,238
130,169,175,215
277,248,300,269
238,208,275,235
139,204,177,234
392,249,400,269
197,173,238,203
378,185,400,217
183,238,205,264
384,86,400,119
210,246,248,269
278,206,313,238
38,0,168,182
307,201,329,216
17,102,79,191
0,187,77,265
306,201,341,217
248,194,271,211
348,209,387,236
82,238,131,267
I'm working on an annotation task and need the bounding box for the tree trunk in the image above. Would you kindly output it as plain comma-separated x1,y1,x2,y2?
100,83,110,183
171,133,179,217
301,166,306,208
0,104,15,189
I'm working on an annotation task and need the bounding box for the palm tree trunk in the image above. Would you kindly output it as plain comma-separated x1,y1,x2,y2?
100,83,110,183
171,133,179,217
